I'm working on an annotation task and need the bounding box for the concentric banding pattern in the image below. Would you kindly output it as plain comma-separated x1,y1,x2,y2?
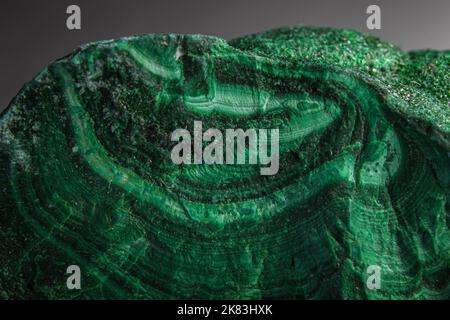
0,28,449,299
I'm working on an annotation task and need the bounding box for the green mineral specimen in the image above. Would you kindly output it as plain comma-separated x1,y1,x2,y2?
0,27,449,299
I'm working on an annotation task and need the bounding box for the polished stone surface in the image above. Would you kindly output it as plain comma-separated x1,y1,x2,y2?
0,27,449,299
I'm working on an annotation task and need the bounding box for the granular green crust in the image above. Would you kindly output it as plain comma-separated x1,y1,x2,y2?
0,27,449,299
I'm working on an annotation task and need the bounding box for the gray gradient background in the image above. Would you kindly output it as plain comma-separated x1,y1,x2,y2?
1,0,449,110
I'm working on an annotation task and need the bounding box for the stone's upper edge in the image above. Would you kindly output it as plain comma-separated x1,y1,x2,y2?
1,27,449,137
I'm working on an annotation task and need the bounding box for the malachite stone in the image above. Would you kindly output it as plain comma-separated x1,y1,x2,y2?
0,27,449,300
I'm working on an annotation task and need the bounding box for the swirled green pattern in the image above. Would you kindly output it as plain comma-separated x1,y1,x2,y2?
0,27,449,299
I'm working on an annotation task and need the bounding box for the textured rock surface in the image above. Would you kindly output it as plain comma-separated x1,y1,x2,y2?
0,27,449,299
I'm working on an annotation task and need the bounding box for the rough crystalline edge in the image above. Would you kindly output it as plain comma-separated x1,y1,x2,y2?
0,27,449,299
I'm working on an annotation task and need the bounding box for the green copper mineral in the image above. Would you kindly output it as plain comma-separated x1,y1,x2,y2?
0,27,449,299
